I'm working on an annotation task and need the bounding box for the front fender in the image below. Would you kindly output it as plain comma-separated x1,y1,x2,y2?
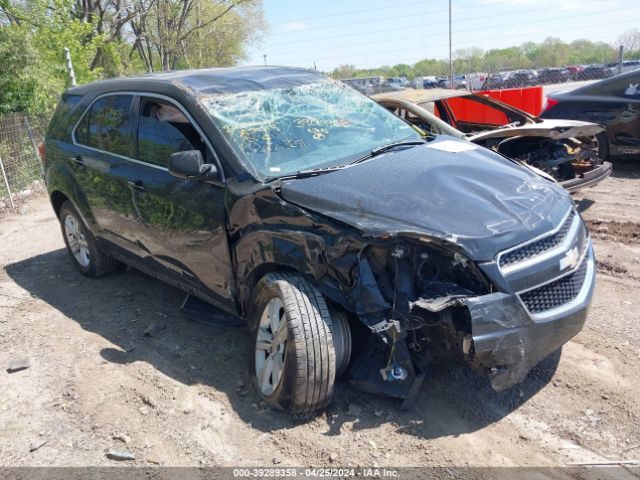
232,227,391,319
233,229,327,311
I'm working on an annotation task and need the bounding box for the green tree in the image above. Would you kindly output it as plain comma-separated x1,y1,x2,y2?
331,64,357,79
0,0,266,113
132,0,266,71
0,26,61,113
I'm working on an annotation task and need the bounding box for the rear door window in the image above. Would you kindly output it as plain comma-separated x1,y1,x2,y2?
136,97,206,167
77,95,135,157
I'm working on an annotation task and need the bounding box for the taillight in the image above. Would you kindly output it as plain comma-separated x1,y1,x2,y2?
541,97,559,114
38,142,45,161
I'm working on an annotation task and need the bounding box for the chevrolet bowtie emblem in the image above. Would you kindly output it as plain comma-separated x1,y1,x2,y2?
559,246,580,271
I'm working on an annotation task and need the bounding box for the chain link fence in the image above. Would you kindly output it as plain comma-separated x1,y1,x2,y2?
0,113,50,210
341,59,640,96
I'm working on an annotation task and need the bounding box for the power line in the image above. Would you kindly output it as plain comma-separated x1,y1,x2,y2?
269,0,606,35
271,0,603,39
269,0,436,26
267,0,617,48
265,6,633,58
273,18,639,69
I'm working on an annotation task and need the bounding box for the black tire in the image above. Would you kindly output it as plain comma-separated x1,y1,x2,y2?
596,132,609,161
249,272,336,419
59,201,117,278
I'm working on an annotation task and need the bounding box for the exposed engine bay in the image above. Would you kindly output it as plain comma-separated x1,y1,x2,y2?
486,135,603,183
344,239,490,405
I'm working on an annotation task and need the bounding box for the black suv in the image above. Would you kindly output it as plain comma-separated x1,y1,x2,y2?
44,67,595,418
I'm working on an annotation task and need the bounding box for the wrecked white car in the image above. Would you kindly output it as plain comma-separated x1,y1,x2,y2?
374,88,612,192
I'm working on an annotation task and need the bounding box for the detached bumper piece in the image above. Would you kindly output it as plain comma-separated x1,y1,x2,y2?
560,161,613,192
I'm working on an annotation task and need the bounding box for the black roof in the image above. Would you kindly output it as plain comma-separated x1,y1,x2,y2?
67,66,324,97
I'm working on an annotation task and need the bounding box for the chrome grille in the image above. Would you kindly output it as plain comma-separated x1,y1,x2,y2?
519,254,589,314
499,210,575,268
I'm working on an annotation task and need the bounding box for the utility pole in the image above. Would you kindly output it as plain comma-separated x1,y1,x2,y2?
449,0,453,89
64,47,77,87
618,45,624,75
263,54,267,66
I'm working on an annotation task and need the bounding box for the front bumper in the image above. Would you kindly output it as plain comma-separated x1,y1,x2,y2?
462,243,595,391
560,161,613,193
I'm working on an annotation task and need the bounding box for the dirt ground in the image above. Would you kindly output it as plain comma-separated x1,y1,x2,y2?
1,161,639,473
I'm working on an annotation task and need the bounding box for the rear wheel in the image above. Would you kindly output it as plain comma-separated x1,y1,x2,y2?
249,273,336,419
59,201,117,277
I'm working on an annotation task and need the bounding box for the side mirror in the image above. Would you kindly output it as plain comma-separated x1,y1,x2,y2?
169,150,218,181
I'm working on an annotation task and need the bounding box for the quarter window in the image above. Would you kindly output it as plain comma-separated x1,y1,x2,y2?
77,95,135,157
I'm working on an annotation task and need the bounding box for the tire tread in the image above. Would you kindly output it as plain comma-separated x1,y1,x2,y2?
255,272,336,418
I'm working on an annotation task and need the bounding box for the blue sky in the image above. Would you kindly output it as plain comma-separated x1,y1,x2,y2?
242,0,637,71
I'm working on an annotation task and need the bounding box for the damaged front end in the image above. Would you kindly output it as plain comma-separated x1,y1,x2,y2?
232,137,596,406
344,238,490,405
343,217,594,403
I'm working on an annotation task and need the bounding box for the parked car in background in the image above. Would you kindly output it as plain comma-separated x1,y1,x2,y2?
414,76,440,89
542,70,640,158
439,75,467,89
44,67,595,417
577,64,612,80
537,68,571,85
341,76,396,95
604,60,640,76
483,72,508,89
621,60,640,74
502,70,538,88
387,76,409,89
566,65,585,80
466,72,488,90
373,88,612,192
340,75,386,95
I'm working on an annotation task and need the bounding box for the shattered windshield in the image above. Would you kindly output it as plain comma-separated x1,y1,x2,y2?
200,78,420,179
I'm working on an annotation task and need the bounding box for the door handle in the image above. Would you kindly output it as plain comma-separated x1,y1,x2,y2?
127,180,146,192
71,156,84,167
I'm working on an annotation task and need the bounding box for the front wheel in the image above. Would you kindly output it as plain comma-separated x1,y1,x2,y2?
249,273,336,419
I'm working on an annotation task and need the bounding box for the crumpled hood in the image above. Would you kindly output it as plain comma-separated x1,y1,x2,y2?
467,118,604,142
279,137,572,261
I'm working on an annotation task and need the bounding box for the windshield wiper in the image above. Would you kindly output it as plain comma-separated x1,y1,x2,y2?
264,140,426,183
264,165,345,183
349,140,426,165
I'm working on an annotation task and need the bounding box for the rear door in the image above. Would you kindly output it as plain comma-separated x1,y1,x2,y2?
72,94,142,255
127,95,236,310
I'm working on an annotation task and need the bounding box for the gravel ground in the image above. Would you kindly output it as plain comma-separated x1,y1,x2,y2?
0,162,639,475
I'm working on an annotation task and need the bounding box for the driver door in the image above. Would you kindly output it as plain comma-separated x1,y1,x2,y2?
128,95,235,310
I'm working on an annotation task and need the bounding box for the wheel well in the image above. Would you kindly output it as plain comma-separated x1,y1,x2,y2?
240,263,298,315
50,191,69,218
249,263,298,290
